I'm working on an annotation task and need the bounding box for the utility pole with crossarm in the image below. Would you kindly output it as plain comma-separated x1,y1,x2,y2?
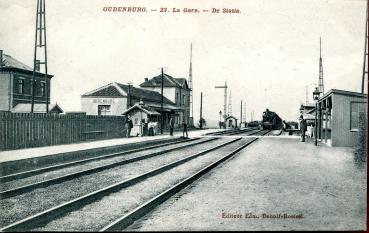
215,81,228,124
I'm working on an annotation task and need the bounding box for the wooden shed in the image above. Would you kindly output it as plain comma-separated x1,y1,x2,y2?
315,89,367,147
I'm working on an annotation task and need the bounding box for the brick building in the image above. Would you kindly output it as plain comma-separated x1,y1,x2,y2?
140,73,191,124
0,50,53,112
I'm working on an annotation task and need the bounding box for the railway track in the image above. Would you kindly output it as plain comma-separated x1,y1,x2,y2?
205,127,257,136
0,137,197,183
0,137,216,198
0,130,269,231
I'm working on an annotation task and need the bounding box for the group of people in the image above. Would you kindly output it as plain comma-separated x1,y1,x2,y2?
125,115,188,138
169,115,188,137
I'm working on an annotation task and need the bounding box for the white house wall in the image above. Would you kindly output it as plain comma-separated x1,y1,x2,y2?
81,97,127,115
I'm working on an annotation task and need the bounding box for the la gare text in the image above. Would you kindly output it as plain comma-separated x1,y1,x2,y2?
102,7,241,14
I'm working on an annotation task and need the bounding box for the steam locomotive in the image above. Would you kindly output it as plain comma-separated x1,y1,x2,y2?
261,109,283,130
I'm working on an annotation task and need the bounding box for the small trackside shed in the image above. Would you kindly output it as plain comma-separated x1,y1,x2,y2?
317,89,367,147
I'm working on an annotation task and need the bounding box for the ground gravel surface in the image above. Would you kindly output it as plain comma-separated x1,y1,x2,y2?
0,138,209,192
127,137,366,231
34,138,253,231
0,137,225,228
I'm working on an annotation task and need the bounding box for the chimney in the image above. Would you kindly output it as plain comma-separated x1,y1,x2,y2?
0,50,3,67
35,60,40,72
144,78,148,82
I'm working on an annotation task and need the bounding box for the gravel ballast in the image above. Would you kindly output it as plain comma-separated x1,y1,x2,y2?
0,137,226,227
33,138,253,231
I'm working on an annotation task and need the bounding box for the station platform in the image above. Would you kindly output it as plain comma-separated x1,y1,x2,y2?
128,137,366,231
0,129,220,164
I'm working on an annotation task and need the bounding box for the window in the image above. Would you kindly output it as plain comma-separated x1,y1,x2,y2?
182,94,185,105
176,92,179,105
350,102,367,130
98,105,111,115
40,82,46,97
18,79,24,94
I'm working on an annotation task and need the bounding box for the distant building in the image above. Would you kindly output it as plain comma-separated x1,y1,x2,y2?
0,50,53,112
314,89,367,147
225,115,238,128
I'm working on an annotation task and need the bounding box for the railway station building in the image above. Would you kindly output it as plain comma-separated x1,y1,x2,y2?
81,73,191,129
139,73,191,125
0,50,53,112
312,89,367,147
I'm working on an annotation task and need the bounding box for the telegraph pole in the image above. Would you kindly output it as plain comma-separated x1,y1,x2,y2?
215,81,228,123
243,102,246,125
240,100,242,128
31,0,49,113
200,92,203,129
318,37,324,95
161,68,164,134
362,3,368,94
189,43,194,125
127,82,132,108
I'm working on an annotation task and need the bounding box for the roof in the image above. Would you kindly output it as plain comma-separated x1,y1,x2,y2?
319,89,368,101
145,102,183,111
139,73,190,90
226,115,238,120
81,82,175,105
2,54,33,70
50,103,64,113
122,103,160,116
12,103,60,113
0,53,53,78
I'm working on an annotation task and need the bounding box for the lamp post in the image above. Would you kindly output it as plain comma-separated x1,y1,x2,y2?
299,104,304,116
219,110,222,128
139,99,144,135
313,87,321,146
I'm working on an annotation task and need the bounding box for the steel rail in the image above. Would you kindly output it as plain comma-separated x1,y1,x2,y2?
100,130,270,231
0,138,217,199
0,137,198,183
207,127,257,136
0,137,242,232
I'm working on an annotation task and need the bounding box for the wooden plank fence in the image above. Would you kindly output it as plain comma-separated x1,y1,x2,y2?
0,111,127,151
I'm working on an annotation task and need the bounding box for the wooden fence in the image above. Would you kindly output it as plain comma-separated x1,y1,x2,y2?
0,111,127,151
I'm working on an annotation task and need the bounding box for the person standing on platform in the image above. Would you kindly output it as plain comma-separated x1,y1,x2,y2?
169,115,174,136
299,115,306,142
126,115,133,138
182,119,188,137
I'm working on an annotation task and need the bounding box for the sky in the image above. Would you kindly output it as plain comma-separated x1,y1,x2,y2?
0,0,367,123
